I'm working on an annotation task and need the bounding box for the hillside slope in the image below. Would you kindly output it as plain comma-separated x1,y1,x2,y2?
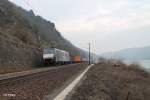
101,46,150,60
0,0,88,67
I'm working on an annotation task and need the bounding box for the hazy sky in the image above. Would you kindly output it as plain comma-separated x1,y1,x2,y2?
9,0,150,54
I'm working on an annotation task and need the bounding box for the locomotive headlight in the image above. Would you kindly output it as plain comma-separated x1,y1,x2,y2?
43,54,54,59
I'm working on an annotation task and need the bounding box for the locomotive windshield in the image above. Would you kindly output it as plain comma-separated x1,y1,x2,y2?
43,48,54,54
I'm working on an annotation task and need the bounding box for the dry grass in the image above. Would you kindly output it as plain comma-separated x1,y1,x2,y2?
70,61,150,100
0,66,35,74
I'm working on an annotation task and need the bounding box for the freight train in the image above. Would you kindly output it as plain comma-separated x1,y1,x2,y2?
43,48,71,65
43,48,97,65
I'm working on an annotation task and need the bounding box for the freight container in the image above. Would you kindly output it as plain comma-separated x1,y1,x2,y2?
73,55,81,63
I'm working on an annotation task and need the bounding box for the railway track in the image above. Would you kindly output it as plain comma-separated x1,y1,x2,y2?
0,63,88,100
0,71,48,86
0,64,81,86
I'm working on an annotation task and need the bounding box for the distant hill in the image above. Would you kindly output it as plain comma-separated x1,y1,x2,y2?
101,46,150,60
0,0,88,67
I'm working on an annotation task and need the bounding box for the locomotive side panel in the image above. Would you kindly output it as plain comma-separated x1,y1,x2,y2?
55,49,70,64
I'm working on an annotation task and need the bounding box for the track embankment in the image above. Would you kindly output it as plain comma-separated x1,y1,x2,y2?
0,63,88,100
69,62,150,100
0,66,35,74
53,64,94,100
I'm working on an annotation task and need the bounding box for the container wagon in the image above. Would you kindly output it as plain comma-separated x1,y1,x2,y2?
73,55,81,63
43,48,70,65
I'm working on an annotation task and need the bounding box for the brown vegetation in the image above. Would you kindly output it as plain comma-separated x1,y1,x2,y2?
0,66,35,74
70,61,150,100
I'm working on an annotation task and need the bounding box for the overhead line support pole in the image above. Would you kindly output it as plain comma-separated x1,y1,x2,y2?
89,43,91,65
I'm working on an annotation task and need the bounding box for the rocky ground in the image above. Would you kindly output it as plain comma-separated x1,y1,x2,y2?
69,61,150,100
0,63,88,100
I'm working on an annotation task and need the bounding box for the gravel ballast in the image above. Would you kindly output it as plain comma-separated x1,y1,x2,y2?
0,63,88,100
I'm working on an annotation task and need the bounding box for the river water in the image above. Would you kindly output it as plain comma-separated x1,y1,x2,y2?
123,60,150,72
